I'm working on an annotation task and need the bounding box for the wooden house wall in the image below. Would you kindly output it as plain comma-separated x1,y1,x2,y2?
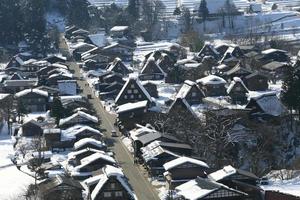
115,81,149,105
265,191,300,200
94,177,131,200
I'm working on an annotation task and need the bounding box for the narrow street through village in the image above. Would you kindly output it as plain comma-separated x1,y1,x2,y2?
59,36,160,200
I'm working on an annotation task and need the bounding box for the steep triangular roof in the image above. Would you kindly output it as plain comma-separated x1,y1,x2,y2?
141,57,166,75
59,111,98,126
115,76,153,104
197,43,219,60
227,77,249,94
176,80,205,99
89,165,138,200
107,57,130,75
224,62,252,76
169,97,197,117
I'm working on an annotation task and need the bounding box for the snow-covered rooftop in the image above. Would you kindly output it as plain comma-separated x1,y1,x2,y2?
63,125,103,138
59,111,98,126
208,165,237,182
197,75,226,85
74,138,106,150
116,100,148,114
15,88,48,98
110,26,129,32
163,156,209,171
74,152,116,171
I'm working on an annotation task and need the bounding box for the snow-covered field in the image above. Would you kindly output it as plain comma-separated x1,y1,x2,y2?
0,122,34,200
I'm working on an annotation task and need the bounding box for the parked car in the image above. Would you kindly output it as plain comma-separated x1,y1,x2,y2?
111,129,117,137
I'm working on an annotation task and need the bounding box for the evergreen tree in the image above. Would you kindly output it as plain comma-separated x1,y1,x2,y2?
0,0,23,44
198,0,209,32
281,62,300,116
67,0,90,28
182,7,191,33
173,7,181,15
51,96,64,126
127,0,139,19
17,100,28,122
21,0,49,55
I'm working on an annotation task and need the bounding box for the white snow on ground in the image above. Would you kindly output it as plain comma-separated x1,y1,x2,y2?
22,112,49,122
121,137,134,153
0,122,34,200
261,178,300,197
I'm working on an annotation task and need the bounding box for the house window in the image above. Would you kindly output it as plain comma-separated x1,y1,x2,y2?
130,95,134,99
115,191,123,197
133,89,138,94
127,89,132,94
192,92,197,97
104,192,112,197
124,95,128,99
110,183,116,189
138,94,142,98
130,84,135,89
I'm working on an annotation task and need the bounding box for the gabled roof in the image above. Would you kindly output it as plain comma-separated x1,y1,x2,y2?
110,26,129,32
176,177,247,200
262,48,287,55
208,165,259,182
197,43,219,59
74,152,116,172
164,156,209,171
59,111,98,126
3,79,37,87
197,75,226,85
227,77,249,94
44,55,67,63
224,62,252,76
36,85,60,93
102,42,134,51
107,57,129,74
88,33,107,48
116,100,148,114
261,61,288,71
135,131,180,146
141,57,166,75
63,125,103,137
72,28,89,35
246,93,286,116
38,175,83,194
68,148,105,160
142,146,180,163
115,76,153,103
21,119,42,128
87,165,138,200
74,138,106,150
176,80,204,99
15,88,48,98
169,97,197,117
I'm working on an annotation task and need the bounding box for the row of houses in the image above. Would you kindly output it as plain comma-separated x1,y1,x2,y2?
125,123,267,200
0,48,140,200
63,24,300,199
